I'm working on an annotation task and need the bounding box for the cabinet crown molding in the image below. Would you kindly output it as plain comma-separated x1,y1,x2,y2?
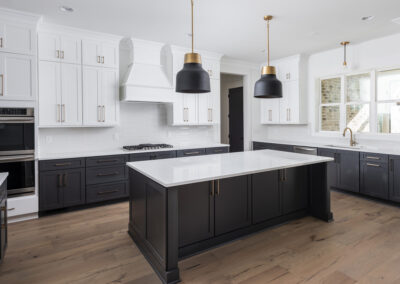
0,7,42,24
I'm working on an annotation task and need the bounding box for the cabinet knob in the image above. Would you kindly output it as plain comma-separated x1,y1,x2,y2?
0,37,3,48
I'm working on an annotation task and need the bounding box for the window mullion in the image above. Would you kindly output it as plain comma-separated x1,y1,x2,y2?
340,75,346,131
370,70,377,134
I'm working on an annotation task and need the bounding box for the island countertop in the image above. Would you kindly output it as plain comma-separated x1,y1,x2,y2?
126,149,333,187
0,172,8,187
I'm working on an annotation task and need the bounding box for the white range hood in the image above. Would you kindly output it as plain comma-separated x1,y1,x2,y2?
120,39,174,103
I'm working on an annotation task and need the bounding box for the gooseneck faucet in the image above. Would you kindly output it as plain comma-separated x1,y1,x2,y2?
343,127,357,146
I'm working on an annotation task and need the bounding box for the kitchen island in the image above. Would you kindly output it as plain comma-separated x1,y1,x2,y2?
127,150,334,284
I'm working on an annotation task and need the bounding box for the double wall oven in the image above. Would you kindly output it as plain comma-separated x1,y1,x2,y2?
0,108,35,197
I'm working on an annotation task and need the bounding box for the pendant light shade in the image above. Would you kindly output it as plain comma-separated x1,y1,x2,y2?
254,15,282,99
176,0,210,93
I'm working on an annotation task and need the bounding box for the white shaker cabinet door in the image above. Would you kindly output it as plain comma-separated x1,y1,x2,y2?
82,39,102,67
60,64,82,126
38,61,61,126
100,69,118,125
83,66,102,126
60,36,81,64
0,53,34,101
261,99,280,124
38,33,60,62
183,93,197,124
0,22,35,55
101,42,118,69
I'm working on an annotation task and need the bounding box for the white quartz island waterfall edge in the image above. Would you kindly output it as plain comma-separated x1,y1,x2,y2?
0,173,8,187
126,149,333,187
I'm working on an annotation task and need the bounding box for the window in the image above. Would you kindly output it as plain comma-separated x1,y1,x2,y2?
377,69,400,134
319,68,400,136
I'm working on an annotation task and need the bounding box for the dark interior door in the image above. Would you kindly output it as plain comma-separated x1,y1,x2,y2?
228,87,244,152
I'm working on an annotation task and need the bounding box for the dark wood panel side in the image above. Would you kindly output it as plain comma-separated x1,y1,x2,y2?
389,156,400,202
309,163,333,222
129,169,147,240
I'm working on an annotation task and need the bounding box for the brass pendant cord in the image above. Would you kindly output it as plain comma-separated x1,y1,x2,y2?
267,18,270,66
191,0,194,53
343,44,347,65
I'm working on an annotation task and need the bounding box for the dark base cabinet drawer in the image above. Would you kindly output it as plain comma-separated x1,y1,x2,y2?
40,158,85,171
86,155,127,167
130,151,176,162
86,165,127,185
86,182,128,203
177,148,206,157
206,147,229,155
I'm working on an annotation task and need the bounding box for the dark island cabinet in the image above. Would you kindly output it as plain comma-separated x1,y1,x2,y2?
252,171,281,224
360,158,389,200
39,168,85,211
318,148,359,193
206,147,229,155
0,180,7,264
176,148,206,157
282,167,308,214
178,182,214,247
215,176,251,236
253,142,293,152
389,156,400,202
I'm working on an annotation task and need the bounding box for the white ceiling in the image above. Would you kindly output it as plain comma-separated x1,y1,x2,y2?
1,0,400,62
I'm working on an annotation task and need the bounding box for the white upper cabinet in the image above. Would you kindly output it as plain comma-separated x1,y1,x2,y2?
100,68,118,125
260,54,306,125
0,53,35,101
202,59,220,80
198,79,219,125
82,39,118,68
38,61,82,126
0,21,36,55
38,33,81,64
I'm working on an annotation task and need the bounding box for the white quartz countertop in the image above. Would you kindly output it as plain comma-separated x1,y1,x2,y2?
38,143,229,160
0,172,8,187
255,139,400,156
127,149,333,187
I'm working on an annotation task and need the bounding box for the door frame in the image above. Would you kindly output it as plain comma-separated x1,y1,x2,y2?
221,58,259,151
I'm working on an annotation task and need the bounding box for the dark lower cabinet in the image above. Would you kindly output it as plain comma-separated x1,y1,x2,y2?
176,148,206,157
86,181,128,204
0,181,7,264
389,156,400,202
318,148,359,193
215,176,251,236
282,167,309,214
178,182,214,247
360,160,389,199
206,147,229,155
252,171,281,224
39,168,85,211
253,142,293,152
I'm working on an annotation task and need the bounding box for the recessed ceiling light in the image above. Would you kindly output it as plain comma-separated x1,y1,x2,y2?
392,17,400,25
59,6,74,13
361,16,375,21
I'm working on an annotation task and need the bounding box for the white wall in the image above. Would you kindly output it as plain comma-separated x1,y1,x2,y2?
220,74,243,144
253,32,400,148
38,103,217,155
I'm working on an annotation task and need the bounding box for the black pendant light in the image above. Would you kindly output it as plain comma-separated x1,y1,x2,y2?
176,0,210,93
254,15,282,99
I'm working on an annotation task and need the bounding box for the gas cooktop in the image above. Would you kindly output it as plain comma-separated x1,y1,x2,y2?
123,144,173,151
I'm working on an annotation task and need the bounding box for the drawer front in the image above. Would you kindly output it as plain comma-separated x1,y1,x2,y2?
360,152,388,163
129,151,176,162
177,148,206,157
7,195,38,217
86,155,127,167
86,165,126,185
253,142,268,150
86,182,128,203
40,158,85,171
206,147,229,155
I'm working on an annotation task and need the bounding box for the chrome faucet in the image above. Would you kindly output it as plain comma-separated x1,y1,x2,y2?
343,127,357,146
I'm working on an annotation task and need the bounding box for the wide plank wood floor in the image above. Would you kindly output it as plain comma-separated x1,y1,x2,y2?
1,191,400,283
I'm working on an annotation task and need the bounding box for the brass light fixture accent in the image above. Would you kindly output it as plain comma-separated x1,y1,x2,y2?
341,41,350,67
176,0,210,93
254,15,282,98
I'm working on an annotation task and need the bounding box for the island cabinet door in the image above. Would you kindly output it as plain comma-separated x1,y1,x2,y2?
317,148,338,189
252,171,281,224
281,167,308,215
389,156,400,202
178,182,214,247
215,176,251,236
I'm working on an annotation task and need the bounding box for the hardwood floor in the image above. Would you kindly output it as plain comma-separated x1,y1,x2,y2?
1,191,400,283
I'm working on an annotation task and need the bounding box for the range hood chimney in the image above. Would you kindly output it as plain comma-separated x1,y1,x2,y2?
120,38,174,103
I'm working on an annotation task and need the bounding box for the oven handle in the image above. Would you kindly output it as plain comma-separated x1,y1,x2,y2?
0,154,35,163
0,117,34,123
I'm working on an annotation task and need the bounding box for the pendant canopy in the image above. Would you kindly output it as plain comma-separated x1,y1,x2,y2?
254,15,282,99
176,0,210,93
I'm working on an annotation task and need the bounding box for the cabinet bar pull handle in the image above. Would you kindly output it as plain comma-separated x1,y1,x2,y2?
7,208,15,211
0,74,3,96
366,156,380,160
54,162,72,166
1,206,5,211
210,181,214,196
97,172,119,177
97,56,100,63
61,50,64,59
216,180,220,196
56,50,60,58
63,174,67,187
97,189,119,195
62,104,66,122
97,105,101,122
97,159,118,163
101,56,105,64
57,104,61,122
367,163,381,167
102,106,105,122
185,152,200,155
0,37,3,48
